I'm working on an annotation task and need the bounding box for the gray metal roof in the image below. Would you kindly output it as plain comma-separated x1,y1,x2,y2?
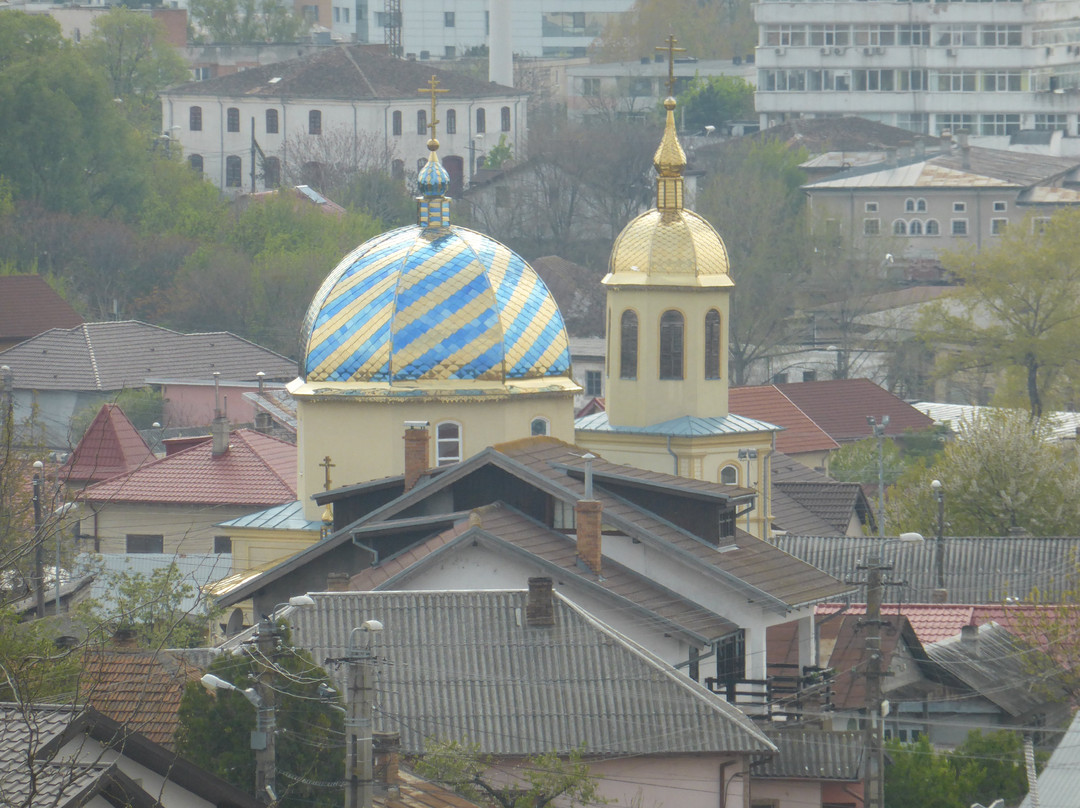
279,589,776,757
218,499,321,531
753,729,863,781
575,411,782,436
773,535,1080,603
77,552,232,615
1020,710,1080,808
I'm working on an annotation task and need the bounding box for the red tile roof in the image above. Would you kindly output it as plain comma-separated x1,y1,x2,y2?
815,602,1059,645
773,379,935,442
64,404,155,486
729,386,839,454
79,428,296,506
0,275,83,343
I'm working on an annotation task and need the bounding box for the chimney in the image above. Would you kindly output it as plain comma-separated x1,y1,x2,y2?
111,627,139,651
254,371,273,433
374,731,401,791
914,136,926,160
211,371,229,456
932,588,948,603
885,146,898,168
957,129,971,170
403,421,429,491
488,0,512,87
526,576,555,627
326,572,350,591
960,623,979,655
575,500,603,574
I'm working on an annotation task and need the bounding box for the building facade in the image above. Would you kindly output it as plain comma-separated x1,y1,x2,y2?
755,0,1080,136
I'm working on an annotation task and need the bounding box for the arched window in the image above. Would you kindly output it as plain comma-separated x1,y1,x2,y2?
720,465,739,485
926,219,940,235
476,108,486,133
705,309,722,379
909,219,923,235
225,155,242,187
619,310,638,379
501,106,511,131
530,417,550,436
916,198,927,212
392,110,402,136
309,109,322,135
904,198,915,212
391,159,404,179
446,109,457,134
436,422,462,466
189,106,202,131
266,109,279,134
263,156,280,188
659,310,685,380
417,109,427,135
227,107,240,132
893,219,907,235
189,154,203,174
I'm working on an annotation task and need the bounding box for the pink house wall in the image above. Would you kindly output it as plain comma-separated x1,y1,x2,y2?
161,383,259,428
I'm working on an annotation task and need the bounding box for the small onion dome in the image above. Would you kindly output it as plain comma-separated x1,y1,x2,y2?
417,137,450,198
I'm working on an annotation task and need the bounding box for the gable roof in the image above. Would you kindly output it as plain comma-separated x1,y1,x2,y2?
747,117,946,153
1020,710,1080,808
729,386,839,454
772,379,935,443
63,404,155,486
0,275,82,343
168,45,521,101
753,729,863,781
259,589,776,756
0,321,295,392
79,428,296,506
774,482,868,534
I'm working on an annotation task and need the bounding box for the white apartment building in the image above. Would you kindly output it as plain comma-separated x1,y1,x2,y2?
754,0,1080,136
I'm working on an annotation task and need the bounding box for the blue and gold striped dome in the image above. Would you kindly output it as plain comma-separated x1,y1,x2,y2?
299,224,573,385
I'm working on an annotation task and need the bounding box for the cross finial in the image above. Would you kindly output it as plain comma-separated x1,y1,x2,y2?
319,455,336,492
656,35,686,98
419,74,448,140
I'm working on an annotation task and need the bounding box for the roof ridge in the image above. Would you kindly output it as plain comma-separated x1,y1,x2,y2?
339,44,378,98
231,429,297,492
82,324,102,391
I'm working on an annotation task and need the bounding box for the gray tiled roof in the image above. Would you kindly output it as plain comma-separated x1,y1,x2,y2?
774,482,863,534
281,589,776,757
773,534,1080,603
0,321,295,391
1020,710,1080,808
753,729,863,781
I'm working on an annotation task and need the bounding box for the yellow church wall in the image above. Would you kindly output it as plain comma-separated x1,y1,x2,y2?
604,286,731,427
227,527,320,575
296,393,576,519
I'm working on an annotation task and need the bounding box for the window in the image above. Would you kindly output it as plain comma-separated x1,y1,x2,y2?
909,219,923,235
266,108,279,134
981,24,1022,46
334,6,340,21
444,11,454,26
227,107,240,132
980,114,1021,136
436,422,461,466
193,67,211,81
705,309,722,379
935,71,977,92
905,198,915,212
936,24,977,47
953,202,966,212
446,109,456,134
501,106,511,132
772,372,788,384
189,154,203,174
262,156,281,187
214,535,232,554
126,534,163,554
864,218,880,236
189,106,202,131
445,45,456,58
991,218,1008,235
344,7,349,21
620,310,638,379
925,219,940,235
1034,114,1068,131
720,466,739,485
993,201,1007,212
476,108,486,133
530,418,550,436
865,202,878,213
983,71,1021,92
417,109,427,135
897,24,930,46
585,370,602,396
659,310,684,380
309,109,322,135
392,110,402,136
802,370,817,382
951,218,968,236
893,219,907,235
225,155,242,188
916,198,927,212
582,78,601,97
392,158,404,179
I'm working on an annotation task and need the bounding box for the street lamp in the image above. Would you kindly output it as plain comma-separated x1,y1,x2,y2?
867,415,890,539
201,673,277,805
345,619,383,808
931,479,945,594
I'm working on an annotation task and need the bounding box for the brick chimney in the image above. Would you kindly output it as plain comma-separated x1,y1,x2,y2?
403,421,429,491
374,731,401,791
575,500,603,574
526,577,555,627
211,371,229,456
326,572,350,591
254,371,273,433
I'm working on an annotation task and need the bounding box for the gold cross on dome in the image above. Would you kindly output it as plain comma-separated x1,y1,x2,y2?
418,75,448,140
319,455,335,491
656,35,686,98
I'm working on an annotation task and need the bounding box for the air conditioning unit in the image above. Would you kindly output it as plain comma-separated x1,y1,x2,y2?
775,47,786,55
875,46,886,54
946,47,957,57
833,46,844,55
864,46,872,55
821,46,829,55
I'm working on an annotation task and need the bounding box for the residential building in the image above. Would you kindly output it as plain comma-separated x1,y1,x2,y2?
1020,709,1080,808
160,45,527,195
62,404,155,493
0,275,83,352
752,729,865,808
754,0,1080,136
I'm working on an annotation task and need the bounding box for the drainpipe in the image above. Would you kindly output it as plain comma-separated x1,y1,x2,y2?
666,435,678,475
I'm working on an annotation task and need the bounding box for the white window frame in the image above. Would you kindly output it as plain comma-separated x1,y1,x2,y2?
951,218,969,236
720,465,739,486
436,421,462,466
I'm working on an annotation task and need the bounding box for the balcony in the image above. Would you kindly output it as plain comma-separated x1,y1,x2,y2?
704,664,835,719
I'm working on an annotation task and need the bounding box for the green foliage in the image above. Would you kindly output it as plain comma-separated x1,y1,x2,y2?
338,170,415,228
69,390,163,445
483,135,513,170
594,0,755,61
885,408,1080,536
0,12,65,71
188,0,309,43
416,739,605,808
175,630,344,807
884,736,960,808
676,76,755,131
920,209,1080,418
829,436,906,486
0,607,82,703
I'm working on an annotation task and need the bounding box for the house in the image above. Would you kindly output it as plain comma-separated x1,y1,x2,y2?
752,729,865,808
62,404,155,493
0,275,82,353
77,427,296,556
1019,709,1080,808
568,335,605,412
228,584,778,808
729,386,840,472
0,321,294,450
160,45,527,195
0,703,258,807
770,452,876,537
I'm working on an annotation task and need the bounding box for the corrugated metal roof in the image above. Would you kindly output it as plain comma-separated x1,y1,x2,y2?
1020,710,1080,808
276,589,776,756
753,729,863,781
78,552,232,614
575,411,781,436
774,535,1080,603
913,402,1080,443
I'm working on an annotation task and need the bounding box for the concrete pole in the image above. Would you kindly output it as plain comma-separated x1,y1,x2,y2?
346,645,375,808
254,620,278,805
32,461,44,619
864,548,885,808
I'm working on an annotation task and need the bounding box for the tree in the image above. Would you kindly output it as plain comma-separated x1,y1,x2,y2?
593,0,755,62
919,209,1080,418
676,76,755,132
188,0,309,44
416,739,605,808
885,408,1080,536
0,11,65,72
828,435,907,486
884,735,961,808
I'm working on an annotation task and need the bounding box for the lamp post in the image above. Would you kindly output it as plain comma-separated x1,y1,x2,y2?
468,134,484,184
867,416,890,539
931,479,945,592
32,460,44,619
345,619,382,808
862,531,924,808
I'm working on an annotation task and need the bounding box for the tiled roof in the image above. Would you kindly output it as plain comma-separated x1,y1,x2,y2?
0,320,295,391
753,729,863,781
575,410,781,436
770,488,848,537
63,404,155,486
243,388,298,433
264,589,776,756
0,275,82,342
729,386,839,454
774,535,1080,604
350,501,740,644
774,482,864,534
1020,710,1080,808
169,45,521,100
772,379,935,442
387,771,489,808
748,117,946,153
82,647,200,748
79,428,296,506
814,602,1062,645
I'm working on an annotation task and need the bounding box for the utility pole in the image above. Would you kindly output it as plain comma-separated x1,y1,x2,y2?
867,415,889,539
863,546,886,808
344,620,382,808
32,460,44,619
932,479,945,592
254,617,279,805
